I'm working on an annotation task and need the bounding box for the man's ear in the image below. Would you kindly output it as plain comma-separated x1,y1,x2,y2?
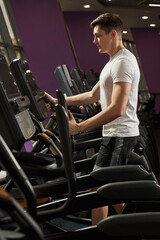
111,30,117,39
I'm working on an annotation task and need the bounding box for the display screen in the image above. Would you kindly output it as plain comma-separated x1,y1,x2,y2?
0,54,21,100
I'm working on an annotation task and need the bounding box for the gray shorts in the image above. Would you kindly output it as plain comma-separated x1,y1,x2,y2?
93,136,138,171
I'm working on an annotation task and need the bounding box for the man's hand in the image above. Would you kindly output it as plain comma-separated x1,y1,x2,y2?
44,92,57,111
68,111,80,135
45,92,57,104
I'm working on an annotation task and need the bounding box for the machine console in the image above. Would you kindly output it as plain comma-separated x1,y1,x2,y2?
10,59,48,121
0,54,35,148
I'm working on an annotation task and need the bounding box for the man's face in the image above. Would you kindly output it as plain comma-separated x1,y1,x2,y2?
93,25,112,54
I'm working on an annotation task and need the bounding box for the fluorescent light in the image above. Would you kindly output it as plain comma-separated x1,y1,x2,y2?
150,23,156,27
123,31,128,34
83,4,90,8
149,4,160,7
142,16,148,19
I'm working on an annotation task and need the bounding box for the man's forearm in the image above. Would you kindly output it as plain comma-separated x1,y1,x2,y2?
78,105,121,132
66,81,100,106
66,91,95,106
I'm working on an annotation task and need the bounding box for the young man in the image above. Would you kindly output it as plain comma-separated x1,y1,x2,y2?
45,13,140,224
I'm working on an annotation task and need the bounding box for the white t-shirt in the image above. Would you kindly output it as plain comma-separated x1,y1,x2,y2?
100,48,140,137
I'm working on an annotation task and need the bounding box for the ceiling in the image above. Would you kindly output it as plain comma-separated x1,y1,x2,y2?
59,0,160,40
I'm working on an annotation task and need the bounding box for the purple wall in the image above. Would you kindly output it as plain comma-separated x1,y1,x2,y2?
10,0,76,96
9,1,160,111
64,12,109,73
131,28,160,111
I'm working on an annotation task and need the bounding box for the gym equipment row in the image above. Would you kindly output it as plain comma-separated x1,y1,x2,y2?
0,52,159,239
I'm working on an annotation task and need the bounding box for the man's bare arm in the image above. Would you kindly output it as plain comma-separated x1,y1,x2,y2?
66,81,100,106
45,81,100,107
70,82,131,134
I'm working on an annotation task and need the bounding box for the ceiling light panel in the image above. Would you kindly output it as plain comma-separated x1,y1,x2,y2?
150,23,156,27
142,16,148,19
83,4,91,8
149,4,160,7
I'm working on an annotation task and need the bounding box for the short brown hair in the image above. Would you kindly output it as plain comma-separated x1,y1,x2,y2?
90,13,123,35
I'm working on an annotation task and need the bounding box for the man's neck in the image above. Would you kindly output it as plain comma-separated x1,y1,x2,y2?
109,42,125,58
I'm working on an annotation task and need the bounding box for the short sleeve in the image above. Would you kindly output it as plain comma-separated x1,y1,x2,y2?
111,58,134,84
